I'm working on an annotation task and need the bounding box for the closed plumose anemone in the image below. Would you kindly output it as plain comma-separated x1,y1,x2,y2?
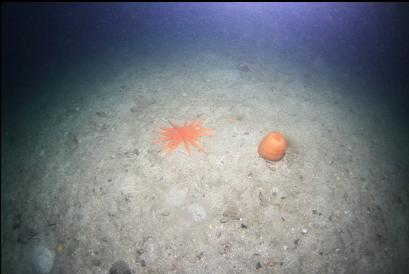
258,131,288,161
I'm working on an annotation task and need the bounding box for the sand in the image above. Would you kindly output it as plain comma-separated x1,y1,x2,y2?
1,44,408,273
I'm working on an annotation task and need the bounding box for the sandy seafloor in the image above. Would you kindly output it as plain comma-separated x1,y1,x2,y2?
1,43,409,273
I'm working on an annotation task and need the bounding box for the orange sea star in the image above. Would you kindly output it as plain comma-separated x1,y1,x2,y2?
157,120,212,155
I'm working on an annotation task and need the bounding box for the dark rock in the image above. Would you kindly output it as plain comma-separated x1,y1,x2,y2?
312,209,317,215
256,261,262,269
109,260,131,274
17,227,38,244
294,239,299,245
241,224,248,229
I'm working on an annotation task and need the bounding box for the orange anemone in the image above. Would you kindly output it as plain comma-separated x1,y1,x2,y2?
258,132,288,161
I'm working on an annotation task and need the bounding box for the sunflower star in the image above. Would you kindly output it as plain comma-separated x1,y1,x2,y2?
158,120,212,155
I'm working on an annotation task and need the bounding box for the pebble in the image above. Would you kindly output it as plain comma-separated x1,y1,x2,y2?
302,228,308,234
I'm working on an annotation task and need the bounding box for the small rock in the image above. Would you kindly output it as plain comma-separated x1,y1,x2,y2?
241,224,248,229
312,209,317,215
294,239,299,245
256,261,262,269
302,228,308,235
109,260,131,274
